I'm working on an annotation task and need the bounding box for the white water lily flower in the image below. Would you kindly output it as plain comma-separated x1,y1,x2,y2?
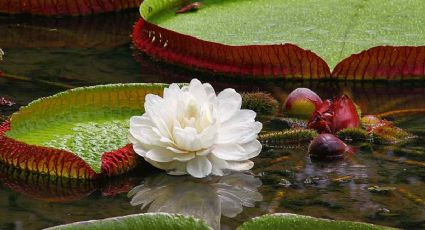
129,79,262,178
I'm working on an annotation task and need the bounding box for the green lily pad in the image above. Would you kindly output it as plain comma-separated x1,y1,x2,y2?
47,213,212,230
0,83,166,179
142,0,425,69
238,213,395,230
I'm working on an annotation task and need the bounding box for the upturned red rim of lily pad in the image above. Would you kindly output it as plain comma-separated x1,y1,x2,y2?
0,120,137,179
0,0,142,16
0,83,167,180
132,1,425,80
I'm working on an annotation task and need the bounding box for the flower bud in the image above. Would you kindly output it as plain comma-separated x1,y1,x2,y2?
308,134,350,160
283,88,322,119
308,95,360,134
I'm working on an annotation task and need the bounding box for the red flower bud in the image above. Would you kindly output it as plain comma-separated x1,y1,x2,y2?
283,88,322,119
308,95,360,134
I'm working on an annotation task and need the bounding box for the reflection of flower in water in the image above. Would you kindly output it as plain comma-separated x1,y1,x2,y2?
128,172,262,229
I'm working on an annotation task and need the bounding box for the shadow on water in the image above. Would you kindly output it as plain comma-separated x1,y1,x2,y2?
0,10,425,230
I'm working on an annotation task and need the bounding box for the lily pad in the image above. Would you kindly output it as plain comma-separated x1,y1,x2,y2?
134,0,425,79
0,0,142,16
0,83,166,179
238,213,395,230
46,213,211,230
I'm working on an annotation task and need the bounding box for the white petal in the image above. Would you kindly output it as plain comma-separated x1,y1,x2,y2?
242,140,262,159
217,88,242,123
221,110,256,127
132,143,147,157
146,148,194,162
212,144,246,161
187,156,212,178
212,140,261,161
166,146,188,154
199,123,218,149
163,83,181,100
208,154,228,176
217,121,262,144
189,79,208,104
226,160,254,171
173,127,203,152
203,83,216,102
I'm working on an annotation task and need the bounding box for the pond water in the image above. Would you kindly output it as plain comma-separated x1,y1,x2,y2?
1,11,425,230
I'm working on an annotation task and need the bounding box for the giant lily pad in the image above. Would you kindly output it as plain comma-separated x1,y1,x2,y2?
0,83,166,179
133,0,425,79
238,213,395,230
47,213,211,230
0,0,142,16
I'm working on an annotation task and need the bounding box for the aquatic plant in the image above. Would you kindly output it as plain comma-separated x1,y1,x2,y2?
308,95,360,134
129,79,262,178
308,134,352,160
48,212,394,230
0,83,166,179
238,213,395,230
46,213,211,230
241,92,279,116
133,0,425,79
283,88,322,119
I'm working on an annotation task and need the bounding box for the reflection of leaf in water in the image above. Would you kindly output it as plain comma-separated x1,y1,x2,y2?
0,164,139,202
128,172,263,230
0,13,139,49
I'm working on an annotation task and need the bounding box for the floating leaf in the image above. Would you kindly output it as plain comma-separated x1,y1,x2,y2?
333,46,425,80
0,0,142,16
133,0,331,79
134,0,425,79
0,83,167,179
238,213,394,230
46,213,211,230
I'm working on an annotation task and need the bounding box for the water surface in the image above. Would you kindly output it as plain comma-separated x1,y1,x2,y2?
0,11,424,230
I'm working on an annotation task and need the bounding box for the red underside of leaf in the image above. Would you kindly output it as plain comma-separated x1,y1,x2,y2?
333,46,425,80
0,0,142,16
132,18,331,79
0,121,138,179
